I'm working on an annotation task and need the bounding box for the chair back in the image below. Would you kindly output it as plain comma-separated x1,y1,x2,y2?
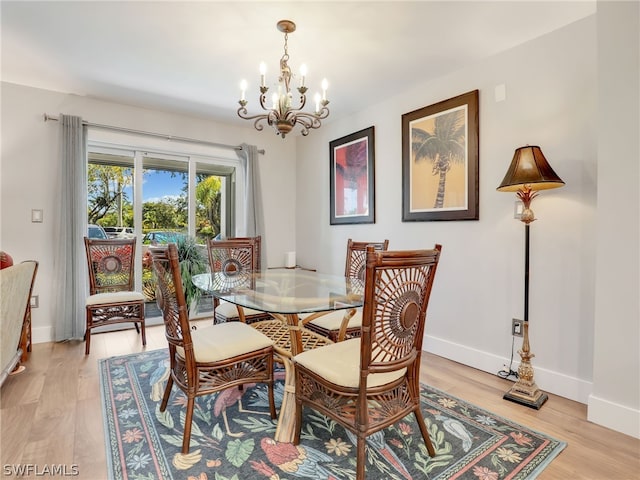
360,245,441,378
206,237,259,275
228,236,262,270
345,239,389,280
149,244,194,357
84,237,136,294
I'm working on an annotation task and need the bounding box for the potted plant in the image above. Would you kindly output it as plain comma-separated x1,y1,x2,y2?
174,235,209,317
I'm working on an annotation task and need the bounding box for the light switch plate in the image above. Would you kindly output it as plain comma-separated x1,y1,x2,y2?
31,209,43,223
512,318,524,337
514,201,524,220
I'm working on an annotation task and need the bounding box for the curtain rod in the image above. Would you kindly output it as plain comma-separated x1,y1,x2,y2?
43,113,265,154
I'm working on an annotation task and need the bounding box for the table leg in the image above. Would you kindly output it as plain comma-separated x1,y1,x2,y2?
273,355,296,443
270,312,302,443
267,312,318,443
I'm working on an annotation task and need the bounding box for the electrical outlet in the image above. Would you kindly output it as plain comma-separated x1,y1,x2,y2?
30,295,39,308
512,318,523,337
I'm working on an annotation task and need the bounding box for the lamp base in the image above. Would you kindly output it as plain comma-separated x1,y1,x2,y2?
503,321,548,409
503,384,548,410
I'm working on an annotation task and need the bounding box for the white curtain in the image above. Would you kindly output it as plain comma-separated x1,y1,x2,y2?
236,144,264,266
53,115,88,341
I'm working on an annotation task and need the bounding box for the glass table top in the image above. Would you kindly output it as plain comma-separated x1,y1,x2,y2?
192,269,364,315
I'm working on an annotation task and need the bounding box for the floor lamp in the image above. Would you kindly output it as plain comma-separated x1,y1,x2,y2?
497,145,564,409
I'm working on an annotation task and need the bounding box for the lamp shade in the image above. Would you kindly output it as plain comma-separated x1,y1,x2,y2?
497,146,565,192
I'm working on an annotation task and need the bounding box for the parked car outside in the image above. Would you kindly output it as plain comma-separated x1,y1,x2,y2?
104,226,135,239
142,231,186,245
88,224,108,239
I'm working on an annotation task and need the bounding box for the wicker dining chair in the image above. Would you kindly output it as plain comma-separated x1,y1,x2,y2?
293,245,442,480
304,239,389,341
228,236,263,270
206,236,272,324
19,260,38,363
83,237,146,355
150,243,276,454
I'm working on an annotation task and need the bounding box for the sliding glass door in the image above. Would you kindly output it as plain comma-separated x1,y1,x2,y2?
88,144,238,319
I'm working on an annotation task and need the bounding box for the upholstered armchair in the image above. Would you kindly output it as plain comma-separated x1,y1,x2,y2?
0,260,38,386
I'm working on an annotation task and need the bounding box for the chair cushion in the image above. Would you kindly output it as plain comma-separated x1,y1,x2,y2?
216,300,268,319
86,291,146,306
308,309,362,330
293,338,406,389
178,321,274,363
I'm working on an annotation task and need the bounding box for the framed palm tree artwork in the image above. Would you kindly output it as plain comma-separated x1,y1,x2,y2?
330,126,375,225
402,90,479,221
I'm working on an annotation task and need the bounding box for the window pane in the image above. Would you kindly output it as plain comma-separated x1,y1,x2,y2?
195,171,223,244
87,152,135,234
140,158,188,319
141,157,188,242
197,161,235,240
88,145,239,322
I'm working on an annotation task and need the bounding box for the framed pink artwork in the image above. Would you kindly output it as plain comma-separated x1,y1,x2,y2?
330,126,375,225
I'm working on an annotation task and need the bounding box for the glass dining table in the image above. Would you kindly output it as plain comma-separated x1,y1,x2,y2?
192,268,364,442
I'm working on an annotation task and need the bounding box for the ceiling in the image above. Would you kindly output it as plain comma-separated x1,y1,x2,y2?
1,1,596,127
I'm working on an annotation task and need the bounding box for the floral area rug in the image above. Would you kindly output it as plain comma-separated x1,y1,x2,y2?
99,349,566,480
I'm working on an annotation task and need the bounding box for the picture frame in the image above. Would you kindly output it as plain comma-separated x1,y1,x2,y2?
402,90,479,221
330,126,375,225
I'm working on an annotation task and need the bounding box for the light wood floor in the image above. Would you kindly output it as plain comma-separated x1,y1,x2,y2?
1,321,638,479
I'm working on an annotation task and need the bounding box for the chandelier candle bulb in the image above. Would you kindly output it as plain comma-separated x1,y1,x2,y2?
259,62,266,87
240,80,247,101
300,64,307,87
322,78,328,100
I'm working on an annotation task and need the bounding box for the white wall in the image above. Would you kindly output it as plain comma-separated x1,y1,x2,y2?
0,83,297,343
590,1,640,438
297,10,639,438
296,11,639,438
297,15,597,403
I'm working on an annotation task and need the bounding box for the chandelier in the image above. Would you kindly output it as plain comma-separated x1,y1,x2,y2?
237,20,330,139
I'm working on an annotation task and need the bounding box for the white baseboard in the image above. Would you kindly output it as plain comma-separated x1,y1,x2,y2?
425,334,640,439
424,334,592,404
31,316,166,344
588,394,640,439
32,326,53,344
